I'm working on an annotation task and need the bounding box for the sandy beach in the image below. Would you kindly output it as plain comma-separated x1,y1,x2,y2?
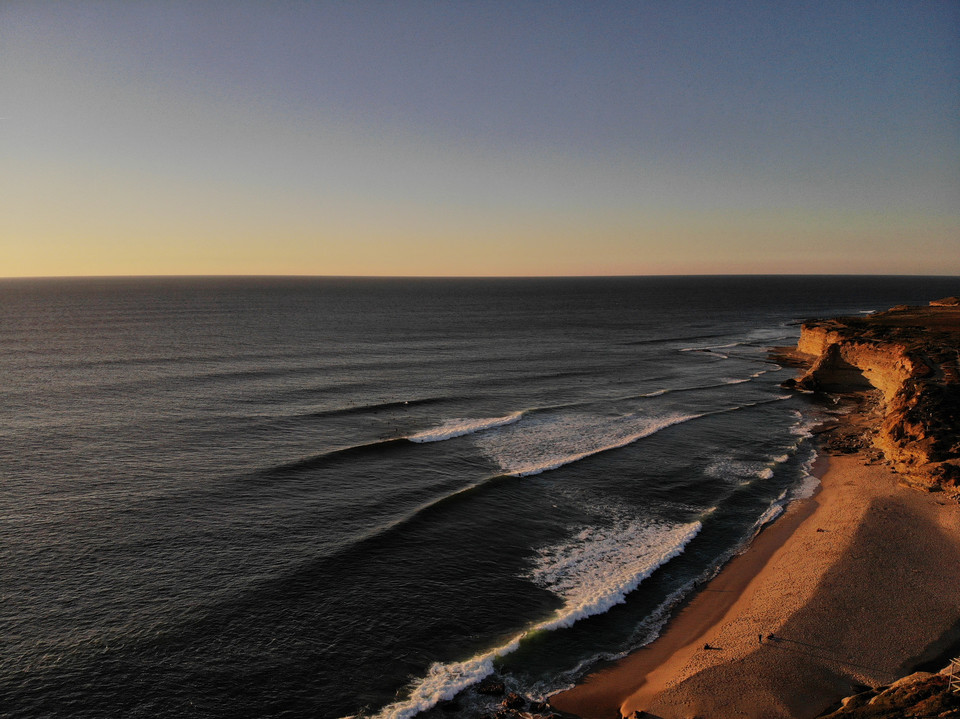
551,402,960,718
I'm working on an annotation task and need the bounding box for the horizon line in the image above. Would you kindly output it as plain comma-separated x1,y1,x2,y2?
3,272,960,281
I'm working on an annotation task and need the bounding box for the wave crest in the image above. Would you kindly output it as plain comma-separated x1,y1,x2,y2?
475,412,700,477
530,519,703,629
408,412,524,443
371,518,700,719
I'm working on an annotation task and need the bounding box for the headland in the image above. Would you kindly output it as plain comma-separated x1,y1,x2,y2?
548,297,960,719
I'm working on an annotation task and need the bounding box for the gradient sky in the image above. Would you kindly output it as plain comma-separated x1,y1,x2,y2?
2,1,959,277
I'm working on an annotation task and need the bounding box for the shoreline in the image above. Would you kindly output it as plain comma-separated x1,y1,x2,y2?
547,448,829,719
549,466,824,718
550,400,960,718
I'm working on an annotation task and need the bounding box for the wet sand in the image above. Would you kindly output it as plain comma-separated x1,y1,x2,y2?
551,447,960,718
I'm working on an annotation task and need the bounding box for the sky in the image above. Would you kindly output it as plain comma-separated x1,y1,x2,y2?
2,1,959,277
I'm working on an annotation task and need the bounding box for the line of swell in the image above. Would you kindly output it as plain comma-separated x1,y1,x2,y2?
507,377,756,413
259,416,522,480
260,437,410,477
270,364,780,447
472,374,760,420
613,376,762,401
260,409,516,475
300,396,447,419
254,412,720,602
52,346,347,370
259,388,788,480
305,411,714,552
264,413,706,587
223,474,519,612
621,331,734,347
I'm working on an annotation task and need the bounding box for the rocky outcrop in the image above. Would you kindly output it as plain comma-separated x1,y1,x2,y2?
931,296,960,307
819,666,960,717
468,682,562,719
787,303,960,491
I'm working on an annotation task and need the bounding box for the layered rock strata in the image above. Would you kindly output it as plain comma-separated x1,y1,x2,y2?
785,300,960,491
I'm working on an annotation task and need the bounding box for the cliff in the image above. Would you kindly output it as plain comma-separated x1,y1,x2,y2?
785,300,960,492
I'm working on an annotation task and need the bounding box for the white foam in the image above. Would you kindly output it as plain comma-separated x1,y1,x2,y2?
372,519,700,719
789,413,819,439
540,564,711,702
408,412,523,443
372,652,501,719
754,501,785,528
473,412,700,477
706,457,776,482
529,520,702,629
791,472,821,500
722,377,751,385
790,448,821,499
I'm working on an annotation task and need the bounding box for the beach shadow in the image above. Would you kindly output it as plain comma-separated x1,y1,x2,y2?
643,494,960,719
765,635,897,676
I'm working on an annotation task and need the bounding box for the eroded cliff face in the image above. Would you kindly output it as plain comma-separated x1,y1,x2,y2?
788,303,960,491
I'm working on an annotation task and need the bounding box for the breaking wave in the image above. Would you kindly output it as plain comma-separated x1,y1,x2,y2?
753,493,787,528
706,456,779,483
371,519,701,719
474,412,701,477
529,519,703,629
408,412,524,443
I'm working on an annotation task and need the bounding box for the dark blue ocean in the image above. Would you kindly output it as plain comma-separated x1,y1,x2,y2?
2,276,956,719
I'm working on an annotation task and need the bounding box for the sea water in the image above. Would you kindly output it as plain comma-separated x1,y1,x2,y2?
1,276,955,718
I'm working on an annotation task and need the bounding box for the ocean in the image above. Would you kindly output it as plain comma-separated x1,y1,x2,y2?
2,275,956,719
